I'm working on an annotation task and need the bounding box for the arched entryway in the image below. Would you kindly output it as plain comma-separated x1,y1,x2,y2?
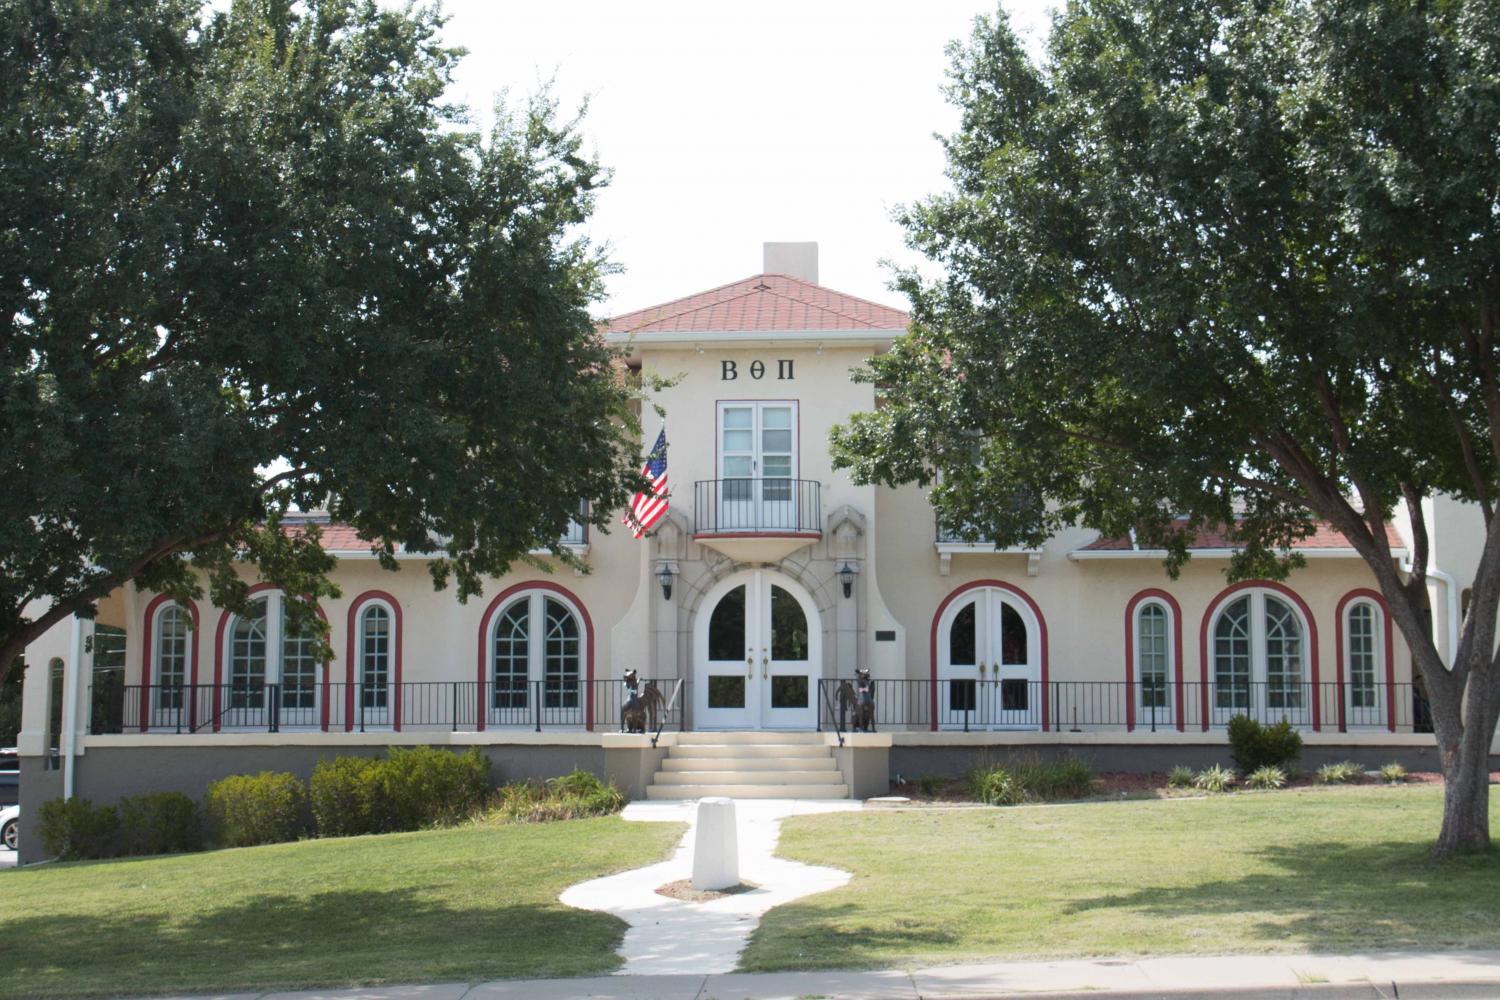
693,569,821,730
934,583,1044,730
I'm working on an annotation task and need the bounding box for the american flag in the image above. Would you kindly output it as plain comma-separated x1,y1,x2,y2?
624,428,669,538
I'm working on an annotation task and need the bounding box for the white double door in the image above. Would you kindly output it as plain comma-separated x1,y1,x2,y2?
937,587,1041,729
718,401,796,531
695,570,820,729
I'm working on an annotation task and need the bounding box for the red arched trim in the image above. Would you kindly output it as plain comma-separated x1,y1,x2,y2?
139,595,200,734
1198,580,1321,732
1335,588,1396,733
476,581,596,732
346,591,403,732
212,585,328,732
1124,589,1184,732
929,579,1050,732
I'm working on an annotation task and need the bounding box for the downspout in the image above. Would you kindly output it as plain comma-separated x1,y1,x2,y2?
62,615,83,800
1402,557,1460,668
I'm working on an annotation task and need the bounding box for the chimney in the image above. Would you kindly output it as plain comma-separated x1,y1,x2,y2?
762,242,818,285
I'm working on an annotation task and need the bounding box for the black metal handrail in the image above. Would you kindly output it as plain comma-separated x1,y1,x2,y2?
651,678,686,748
692,478,821,534
98,679,1428,735
817,679,845,746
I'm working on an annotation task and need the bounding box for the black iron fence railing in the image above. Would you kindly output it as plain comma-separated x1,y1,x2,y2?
100,680,689,735
692,478,821,535
94,679,1428,735
815,679,1427,733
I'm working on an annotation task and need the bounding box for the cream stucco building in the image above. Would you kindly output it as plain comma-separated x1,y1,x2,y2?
12,243,1478,855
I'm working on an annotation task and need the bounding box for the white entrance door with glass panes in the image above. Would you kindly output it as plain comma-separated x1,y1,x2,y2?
717,401,797,531
937,587,1041,729
694,570,819,729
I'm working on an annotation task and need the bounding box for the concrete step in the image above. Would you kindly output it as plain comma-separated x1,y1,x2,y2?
645,783,850,800
675,732,826,745
668,743,829,759
655,770,841,785
661,755,838,772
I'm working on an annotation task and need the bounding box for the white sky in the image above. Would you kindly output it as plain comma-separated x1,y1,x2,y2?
437,1,1056,317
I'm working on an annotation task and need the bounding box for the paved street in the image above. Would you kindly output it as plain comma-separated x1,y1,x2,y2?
137,949,1500,1000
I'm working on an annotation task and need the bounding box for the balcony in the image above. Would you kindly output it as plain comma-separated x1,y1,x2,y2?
935,519,1041,576
692,478,822,562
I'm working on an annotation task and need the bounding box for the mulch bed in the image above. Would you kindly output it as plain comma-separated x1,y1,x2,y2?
888,770,1456,804
655,878,758,902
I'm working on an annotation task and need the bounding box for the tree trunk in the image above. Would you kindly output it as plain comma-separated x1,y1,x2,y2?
1431,665,1497,858
1435,726,1492,857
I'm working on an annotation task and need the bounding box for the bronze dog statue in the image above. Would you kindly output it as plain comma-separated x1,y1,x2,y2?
852,667,877,732
620,670,666,734
836,668,877,733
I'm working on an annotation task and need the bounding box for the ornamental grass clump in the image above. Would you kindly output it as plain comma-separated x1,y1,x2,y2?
1193,765,1236,793
489,769,626,823
1317,761,1365,785
1167,765,1195,789
1246,765,1287,791
966,756,1095,805
1380,762,1409,784
968,766,1024,806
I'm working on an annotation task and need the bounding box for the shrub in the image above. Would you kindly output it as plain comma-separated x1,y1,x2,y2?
1316,760,1364,785
310,755,388,837
969,766,1024,806
118,792,201,855
205,771,307,847
917,774,945,797
1226,715,1304,773
1193,765,1236,793
379,746,491,830
1246,765,1287,790
1379,762,1409,784
490,770,626,823
1010,754,1097,800
37,798,120,860
1167,765,1195,789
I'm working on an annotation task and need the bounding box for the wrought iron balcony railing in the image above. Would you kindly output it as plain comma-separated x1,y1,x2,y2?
693,478,821,535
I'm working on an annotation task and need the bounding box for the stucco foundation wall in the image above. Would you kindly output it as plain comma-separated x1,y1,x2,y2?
17,760,61,864
13,744,606,864
892,742,1461,779
72,744,604,797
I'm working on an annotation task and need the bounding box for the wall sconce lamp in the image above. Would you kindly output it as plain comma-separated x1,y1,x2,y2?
838,562,856,599
657,563,676,601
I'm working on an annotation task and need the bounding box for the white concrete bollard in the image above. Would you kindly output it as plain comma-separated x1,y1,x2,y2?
691,796,740,891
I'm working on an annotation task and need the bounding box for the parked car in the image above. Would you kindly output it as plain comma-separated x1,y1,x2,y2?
0,747,17,807
0,802,16,852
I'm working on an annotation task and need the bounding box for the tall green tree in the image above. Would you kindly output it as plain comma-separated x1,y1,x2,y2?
0,0,640,678
833,0,1500,855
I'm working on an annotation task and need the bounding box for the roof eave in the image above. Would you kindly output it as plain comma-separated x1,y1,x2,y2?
604,327,901,351
1067,547,1407,561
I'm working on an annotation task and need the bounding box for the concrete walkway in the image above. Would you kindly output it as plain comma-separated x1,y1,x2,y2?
156,950,1500,999
559,798,863,975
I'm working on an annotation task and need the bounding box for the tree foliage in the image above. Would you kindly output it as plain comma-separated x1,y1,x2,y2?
833,0,1500,854
0,0,641,672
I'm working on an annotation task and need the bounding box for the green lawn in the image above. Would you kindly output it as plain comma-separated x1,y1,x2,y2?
0,817,682,998
742,786,1500,971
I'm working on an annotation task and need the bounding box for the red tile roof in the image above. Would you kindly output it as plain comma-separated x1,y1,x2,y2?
1079,521,1406,551
601,274,909,335
280,517,383,553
